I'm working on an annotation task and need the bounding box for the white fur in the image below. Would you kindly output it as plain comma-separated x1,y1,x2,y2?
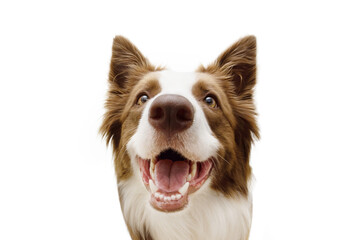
119,174,252,240
127,71,220,162
123,70,252,239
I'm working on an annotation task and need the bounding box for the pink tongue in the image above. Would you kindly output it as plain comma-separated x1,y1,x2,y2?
154,159,189,192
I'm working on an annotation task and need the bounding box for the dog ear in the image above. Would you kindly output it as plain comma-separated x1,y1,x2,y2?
101,36,153,149
200,36,259,144
203,36,257,97
109,36,153,88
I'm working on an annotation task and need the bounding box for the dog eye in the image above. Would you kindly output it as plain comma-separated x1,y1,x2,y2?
204,96,217,108
137,94,149,105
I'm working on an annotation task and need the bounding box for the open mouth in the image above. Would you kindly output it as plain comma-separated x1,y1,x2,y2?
138,148,213,212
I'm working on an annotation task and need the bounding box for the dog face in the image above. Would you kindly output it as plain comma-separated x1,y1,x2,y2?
101,36,258,213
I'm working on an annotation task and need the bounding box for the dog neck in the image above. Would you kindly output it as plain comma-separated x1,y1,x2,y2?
118,173,252,240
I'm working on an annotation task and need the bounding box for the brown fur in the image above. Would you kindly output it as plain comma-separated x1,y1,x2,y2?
101,35,258,194
197,36,259,196
101,35,258,239
100,36,162,182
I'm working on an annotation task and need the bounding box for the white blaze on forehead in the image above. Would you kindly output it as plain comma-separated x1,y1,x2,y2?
157,70,198,97
127,70,220,163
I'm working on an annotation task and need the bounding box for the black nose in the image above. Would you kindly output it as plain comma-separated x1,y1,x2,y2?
149,94,194,137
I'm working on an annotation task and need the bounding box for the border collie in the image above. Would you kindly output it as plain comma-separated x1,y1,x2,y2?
100,35,259,240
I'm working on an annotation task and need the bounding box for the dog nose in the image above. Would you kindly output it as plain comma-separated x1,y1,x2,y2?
149,94,194,136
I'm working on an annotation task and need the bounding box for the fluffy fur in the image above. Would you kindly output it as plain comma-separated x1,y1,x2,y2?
119,173,252,240
101,35,259,240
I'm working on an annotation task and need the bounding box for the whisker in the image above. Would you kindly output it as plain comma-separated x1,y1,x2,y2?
216,153,231,165
210,158,220,173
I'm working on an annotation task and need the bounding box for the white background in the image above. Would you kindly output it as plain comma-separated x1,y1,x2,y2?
1,1,359,239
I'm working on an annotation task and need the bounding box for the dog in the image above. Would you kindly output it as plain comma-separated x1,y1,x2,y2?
100,35,259,240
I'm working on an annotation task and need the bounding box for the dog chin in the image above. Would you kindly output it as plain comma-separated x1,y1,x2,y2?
137,148,213,212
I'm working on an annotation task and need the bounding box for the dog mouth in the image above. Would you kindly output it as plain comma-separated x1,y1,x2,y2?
138,148,213,212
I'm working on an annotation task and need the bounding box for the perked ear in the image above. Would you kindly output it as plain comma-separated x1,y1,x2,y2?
109,36,153,88
199,36,259,142
100,36,153,149
204,36,257,96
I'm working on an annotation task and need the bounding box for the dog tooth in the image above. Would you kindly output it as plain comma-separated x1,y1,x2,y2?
171,195,176,201
186,174,192,181
165,196,171,202
154,192,160,198
150,167,155,180
176,194,181,200
149,179,158,194
191,162,197,178
150,159,154,170
150,159,155,179
159,194,164,200
179,182,189,196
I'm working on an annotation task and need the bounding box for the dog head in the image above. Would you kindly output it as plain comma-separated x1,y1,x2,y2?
101,36,259,212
